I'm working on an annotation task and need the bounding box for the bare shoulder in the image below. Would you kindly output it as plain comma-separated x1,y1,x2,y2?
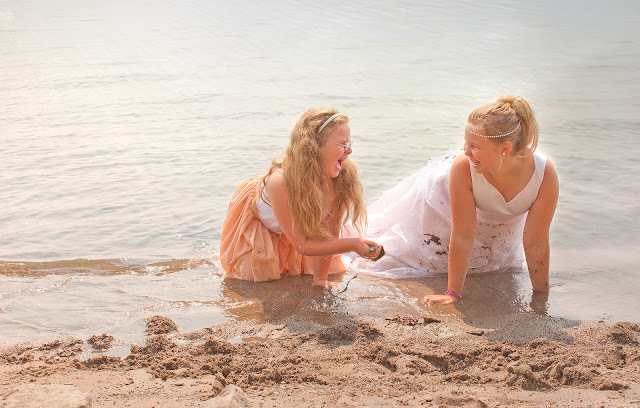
539,158,559,198
531,158,559,212
265,169,289,199
543,158,559,183
525,157,559,232
449,153,476,225
449,153,472,186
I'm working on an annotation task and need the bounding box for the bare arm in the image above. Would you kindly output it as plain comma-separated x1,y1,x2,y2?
423,155,476,304
266,171,381,266
312,207,345,286
523,159,559,292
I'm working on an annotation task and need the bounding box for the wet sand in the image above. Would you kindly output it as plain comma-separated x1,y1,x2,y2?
1,312,639,407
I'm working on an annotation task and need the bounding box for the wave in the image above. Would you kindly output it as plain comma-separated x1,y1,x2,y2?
0,257,214,277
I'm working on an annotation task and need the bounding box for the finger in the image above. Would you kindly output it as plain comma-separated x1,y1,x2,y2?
369,245,384,261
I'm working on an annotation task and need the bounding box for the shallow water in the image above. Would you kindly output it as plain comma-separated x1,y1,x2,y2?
1,0,639,347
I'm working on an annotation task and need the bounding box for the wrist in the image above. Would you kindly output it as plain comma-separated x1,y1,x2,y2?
444,290,462,299
351,238,362,252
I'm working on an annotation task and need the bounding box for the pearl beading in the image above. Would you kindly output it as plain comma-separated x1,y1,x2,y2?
465,122,520,138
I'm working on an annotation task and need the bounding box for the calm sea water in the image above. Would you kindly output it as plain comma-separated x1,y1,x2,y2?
1,0,639,347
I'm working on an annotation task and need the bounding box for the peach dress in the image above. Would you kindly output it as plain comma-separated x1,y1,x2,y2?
219,177,344,282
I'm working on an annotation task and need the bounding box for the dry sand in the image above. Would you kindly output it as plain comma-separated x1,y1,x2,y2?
1,313,640,407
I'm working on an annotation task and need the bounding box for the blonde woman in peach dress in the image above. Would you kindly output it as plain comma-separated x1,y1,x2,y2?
219,108,382,287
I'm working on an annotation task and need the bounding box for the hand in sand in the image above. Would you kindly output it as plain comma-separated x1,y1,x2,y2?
422,294,458,305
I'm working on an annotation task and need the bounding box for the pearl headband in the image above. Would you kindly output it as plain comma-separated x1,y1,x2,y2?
318,113,342,134
465,122,520,138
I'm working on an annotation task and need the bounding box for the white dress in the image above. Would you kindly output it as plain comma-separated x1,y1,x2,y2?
255,177,283,234
254,169,285,234
343,150,548,278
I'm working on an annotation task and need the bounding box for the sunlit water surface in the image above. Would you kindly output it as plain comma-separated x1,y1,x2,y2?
1,0,639,347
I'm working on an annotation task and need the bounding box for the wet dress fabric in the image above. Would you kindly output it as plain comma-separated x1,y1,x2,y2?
343,150,547,278
219,177,344,282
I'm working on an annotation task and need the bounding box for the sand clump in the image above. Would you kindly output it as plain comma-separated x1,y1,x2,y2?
87,334,115,351
145,315,179,335
1,316,639,407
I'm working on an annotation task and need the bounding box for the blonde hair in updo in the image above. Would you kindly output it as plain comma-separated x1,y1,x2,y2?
258,108,367,240
467,94,539,157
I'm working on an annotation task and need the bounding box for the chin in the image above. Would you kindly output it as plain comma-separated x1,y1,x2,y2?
325,168,341,179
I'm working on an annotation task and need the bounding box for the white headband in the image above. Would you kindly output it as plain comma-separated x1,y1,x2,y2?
318,113,342,134
465,122,520,139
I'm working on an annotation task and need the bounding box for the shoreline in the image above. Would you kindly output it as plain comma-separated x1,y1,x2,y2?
1,313,639,407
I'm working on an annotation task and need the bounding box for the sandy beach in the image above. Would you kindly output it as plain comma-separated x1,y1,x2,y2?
2,312,639,407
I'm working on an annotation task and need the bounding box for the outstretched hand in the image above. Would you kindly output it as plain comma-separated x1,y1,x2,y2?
422,294,458,305
354,239,383,260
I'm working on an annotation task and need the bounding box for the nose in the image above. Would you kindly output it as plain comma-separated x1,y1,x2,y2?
463,141,471,157
345,144,352,155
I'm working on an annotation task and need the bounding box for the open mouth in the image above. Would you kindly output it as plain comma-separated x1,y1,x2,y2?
336,159,343,172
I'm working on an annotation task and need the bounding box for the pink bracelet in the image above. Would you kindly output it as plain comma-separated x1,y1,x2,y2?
444,290,462,299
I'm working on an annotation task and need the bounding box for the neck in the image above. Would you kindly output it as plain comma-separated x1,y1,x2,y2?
320,175,336,190
487,155,529,181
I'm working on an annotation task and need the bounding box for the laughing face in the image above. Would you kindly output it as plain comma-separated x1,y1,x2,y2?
463,127,503,174
319,123,352,179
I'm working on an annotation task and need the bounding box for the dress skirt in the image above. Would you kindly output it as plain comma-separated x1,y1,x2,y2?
342,151,527,278
219,178,345,282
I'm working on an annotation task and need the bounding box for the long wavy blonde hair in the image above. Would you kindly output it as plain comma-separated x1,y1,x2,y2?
258,108,367,239
467,94,539,157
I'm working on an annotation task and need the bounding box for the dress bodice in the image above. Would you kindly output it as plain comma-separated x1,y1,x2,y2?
255,170,284,234
342,149,551,278
471,151,547,222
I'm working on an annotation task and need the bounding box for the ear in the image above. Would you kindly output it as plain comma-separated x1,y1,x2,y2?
501,141,513,156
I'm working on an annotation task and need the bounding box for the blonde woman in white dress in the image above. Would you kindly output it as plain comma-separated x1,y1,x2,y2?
344,95,559,304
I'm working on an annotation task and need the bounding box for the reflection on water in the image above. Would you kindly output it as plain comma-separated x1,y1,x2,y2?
0,259,552,347
0,258,210,276
221,276,346,326
0,252,634,347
